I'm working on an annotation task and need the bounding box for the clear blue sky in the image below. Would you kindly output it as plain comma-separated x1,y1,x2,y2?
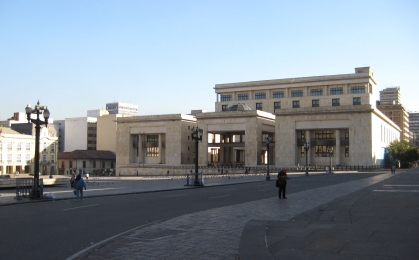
1,0,418,120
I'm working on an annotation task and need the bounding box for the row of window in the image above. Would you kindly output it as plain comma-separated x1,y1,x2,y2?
221,97,362,111
0,154,55,163
0,142,55,152
219,86,365,102
61,160,113,168
300,145,350,157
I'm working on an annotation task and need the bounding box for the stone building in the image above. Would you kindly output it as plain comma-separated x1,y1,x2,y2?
116,67,400,175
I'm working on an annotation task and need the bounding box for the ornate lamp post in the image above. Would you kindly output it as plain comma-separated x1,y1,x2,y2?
304,141,310,176
265,136,272,181
25,101,50,198
327,146,333,174
191,126,203,186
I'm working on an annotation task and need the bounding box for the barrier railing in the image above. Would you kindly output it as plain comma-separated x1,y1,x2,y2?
15,178,44,200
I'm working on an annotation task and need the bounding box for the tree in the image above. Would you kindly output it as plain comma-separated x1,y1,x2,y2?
387,140,419,167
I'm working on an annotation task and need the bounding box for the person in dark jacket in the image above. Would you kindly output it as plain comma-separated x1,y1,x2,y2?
74,174,87,201
277,168,288,199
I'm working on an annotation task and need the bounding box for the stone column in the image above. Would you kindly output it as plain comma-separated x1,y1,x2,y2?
306,130,311,166
335,130,341,165
158,134,162,164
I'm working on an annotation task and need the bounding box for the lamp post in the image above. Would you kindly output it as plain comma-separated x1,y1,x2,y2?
25,101,50,198
191,126,203,186
265,136,272,181
304,141,310,176
327,146,333,174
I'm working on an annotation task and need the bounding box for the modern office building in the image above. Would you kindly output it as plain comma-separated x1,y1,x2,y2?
116,67,400,175
64,117,97,151
106,102,138,116
376,87,409,141
409,112,419,146
379,87,401,105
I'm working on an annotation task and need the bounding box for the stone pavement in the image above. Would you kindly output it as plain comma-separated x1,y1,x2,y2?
3,170,415,260
240,169,419,259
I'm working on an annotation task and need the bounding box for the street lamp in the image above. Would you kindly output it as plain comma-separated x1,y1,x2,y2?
304,142,310,176
265,136,272,181
327,146,333,174
191,126,204,186
25,101,50,198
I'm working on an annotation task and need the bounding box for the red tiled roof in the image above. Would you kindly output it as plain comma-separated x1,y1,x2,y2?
58,150,116,160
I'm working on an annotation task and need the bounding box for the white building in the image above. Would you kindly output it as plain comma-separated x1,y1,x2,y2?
64,117,97,151
106,102,138,116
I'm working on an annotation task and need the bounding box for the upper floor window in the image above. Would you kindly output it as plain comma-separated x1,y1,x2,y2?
274,102,281,112
42,154,47,163
221,105,228,111
255,92,266,100
25,154,31,163
350,86,365,94
0,142,2,150
312,100,319,107
310,89,323,96
51,144,55,152
26,143,31,150
332,99,340,106
272,91,284,99
353,97,361,105
7,142,12,150
256,103,263,110
292,101,300,108
291,90,303,97
238,94,248,100
220,94,232,102
315,130,334,139
17,142,22,150
330,87,343,95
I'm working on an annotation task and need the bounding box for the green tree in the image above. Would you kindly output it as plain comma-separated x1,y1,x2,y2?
387,140,419,167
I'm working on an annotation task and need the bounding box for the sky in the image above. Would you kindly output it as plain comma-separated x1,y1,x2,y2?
1,0,418,120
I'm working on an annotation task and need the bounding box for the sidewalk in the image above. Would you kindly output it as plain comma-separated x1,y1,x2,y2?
0,171,326,206
239,169,419,259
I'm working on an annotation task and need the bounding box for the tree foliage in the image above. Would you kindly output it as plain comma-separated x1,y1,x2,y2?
387,140,419,167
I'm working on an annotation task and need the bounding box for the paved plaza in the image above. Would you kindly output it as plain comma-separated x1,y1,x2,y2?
1,169,418,259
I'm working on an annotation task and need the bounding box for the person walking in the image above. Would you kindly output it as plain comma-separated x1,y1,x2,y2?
70,173,76,189
74,174,87,201
276,168,288,199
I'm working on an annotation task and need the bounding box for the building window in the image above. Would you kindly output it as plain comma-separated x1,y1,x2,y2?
255,92,266,100
0,142,2,150
7,154,12,163
51,144,55,152
256,103,263,110
291,90,303,97
292,101,300,108
222,105,228,111
51,155,55,163
83,161,86,168
345,146,349,157
310,89,323,96
146,135,159,157
26,154,31,164
43,142,47,153
26,143,30,150
315,130,334,139
16,154,21,163
7,142,12,150
350,86,365,94
312,100,319,107
42,154,47,163
274,102,281,112
332,99,340,106
17,142,22,151
330,87,343,95
93,161,96,168
315,146,332,157
238,94,248,100
301,146,305,157
353,97,361,105
220,94,232,102
273,91,284,98
69,161,73,168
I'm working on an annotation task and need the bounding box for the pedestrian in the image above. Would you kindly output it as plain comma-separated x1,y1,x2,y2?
70,172,76,189
276,168,288,199
74,174,87,201
85,172,89,181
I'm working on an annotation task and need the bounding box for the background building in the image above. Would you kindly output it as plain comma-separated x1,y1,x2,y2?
376,87,409,141
106,102,138,116
409,112,419,146
64,117,97,151
58,150,116,175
